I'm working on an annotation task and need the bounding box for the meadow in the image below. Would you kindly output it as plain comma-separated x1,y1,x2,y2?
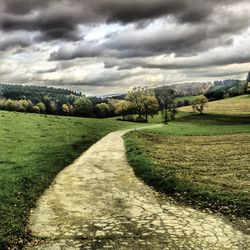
0,111,143,249
124,95,250,219
180,94,250,114
1,94,249,248
174,95,197,104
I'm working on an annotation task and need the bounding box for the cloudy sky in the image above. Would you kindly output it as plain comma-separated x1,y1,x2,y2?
0,0,250,95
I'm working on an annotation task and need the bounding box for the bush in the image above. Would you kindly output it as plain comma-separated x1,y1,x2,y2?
74,97,93,117
33,105,40,113
36,102,46,114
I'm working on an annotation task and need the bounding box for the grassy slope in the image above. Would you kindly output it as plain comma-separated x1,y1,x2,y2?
180,94,250,114
124,95,250,219
0,111,144,249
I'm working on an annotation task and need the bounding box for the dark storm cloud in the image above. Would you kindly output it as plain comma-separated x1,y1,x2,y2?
1,0,247,43
106,47,250,71
1,0,250,91
0,8,82,41
48,20,239,61
2,0,244,23
49,44,103,61
0,34,32,51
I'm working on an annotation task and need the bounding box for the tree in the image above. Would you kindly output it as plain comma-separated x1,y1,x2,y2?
95,103,110,118
247,71,250,82
142,94,159,122
157,89,177,124
62,104,73,115
115,100,132,120
126,87,159,122
26,100,34,112
33,105,40,113
73,97,93,117
0,99,6,110
36,102,46,113
62,104,70,115
246,72,250,94
176,100,183,107
183,99,190,106
107,99,120,117
192,95,208,114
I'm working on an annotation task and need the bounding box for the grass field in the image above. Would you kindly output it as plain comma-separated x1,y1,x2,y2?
180,94,250,114
146,113,250,135
0,111,144,249
124,95,250,219
174,95,197,103
1,94,250,248
124,131,250,217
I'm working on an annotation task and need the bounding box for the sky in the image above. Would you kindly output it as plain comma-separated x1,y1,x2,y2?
0,0,250,96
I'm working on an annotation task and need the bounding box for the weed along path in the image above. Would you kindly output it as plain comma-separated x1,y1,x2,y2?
27,129,249,250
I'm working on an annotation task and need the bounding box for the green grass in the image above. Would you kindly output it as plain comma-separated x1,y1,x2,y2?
0,111,145,249
146,113,250,135
174,95,197,103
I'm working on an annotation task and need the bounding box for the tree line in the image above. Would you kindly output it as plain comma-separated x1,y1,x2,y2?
82,87,179,124
0,85,180,123
205,80,247,100
0,79,247,121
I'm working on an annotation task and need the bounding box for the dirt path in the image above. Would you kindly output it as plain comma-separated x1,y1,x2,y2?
27,130,249,250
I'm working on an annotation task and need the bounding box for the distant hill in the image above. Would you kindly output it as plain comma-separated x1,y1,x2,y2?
155,82,213,97
0,84,81,104
108,82,213,100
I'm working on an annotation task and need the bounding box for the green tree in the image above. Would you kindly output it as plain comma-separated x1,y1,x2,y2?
74,97,93,117
5,99,16,111
115,100,132,120
183,99,190,106
126,87,159,122
18,100,30,112
107,99,120,116
36,102,46,114
33,105,40,113
157,89,177,124
16,100,26,112
95,103,110,118
26,100,34,112
192,95,208,114
246,71,250,93
0,99,6,110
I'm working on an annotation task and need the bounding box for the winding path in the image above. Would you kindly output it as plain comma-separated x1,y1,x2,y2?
27,130,249,249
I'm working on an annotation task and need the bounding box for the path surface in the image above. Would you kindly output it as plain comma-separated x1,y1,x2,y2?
27,130,249,250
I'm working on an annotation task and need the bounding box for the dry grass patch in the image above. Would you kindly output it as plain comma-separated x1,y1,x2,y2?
125,131,250,217
180,95,250,114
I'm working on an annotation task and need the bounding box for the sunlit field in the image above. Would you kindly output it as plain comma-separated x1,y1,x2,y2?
180,95,250,114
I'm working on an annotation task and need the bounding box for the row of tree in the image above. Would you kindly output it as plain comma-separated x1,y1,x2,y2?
0,98,75,115
93,87,178,123
0,84,81,104
0,86,210,122
0,87,181,123
205,80,247,100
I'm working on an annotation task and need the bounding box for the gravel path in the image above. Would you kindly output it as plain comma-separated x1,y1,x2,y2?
27,130,249,250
